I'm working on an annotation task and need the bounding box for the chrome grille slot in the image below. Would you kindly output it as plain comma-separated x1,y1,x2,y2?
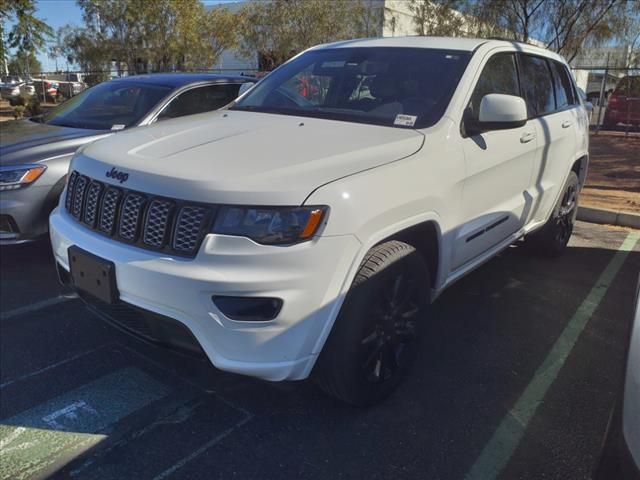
72,175,88,218
65,171,78,211
64,170,213,257
173,206,207,253
83,181,103,228
143,199,173,248
99,188,122,235
118,193,146,241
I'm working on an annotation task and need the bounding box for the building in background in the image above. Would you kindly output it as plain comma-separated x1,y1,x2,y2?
208,0,474,74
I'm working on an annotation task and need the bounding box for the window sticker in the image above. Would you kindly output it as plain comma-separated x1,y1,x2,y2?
111,124,126,131
393,114,417,127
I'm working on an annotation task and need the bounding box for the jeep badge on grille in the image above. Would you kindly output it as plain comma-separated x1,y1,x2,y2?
106,167,129,184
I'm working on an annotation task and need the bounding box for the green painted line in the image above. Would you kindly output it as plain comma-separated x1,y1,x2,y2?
0,367,168,480
466,231,640,480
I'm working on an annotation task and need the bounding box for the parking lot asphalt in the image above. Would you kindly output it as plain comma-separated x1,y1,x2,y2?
1,221,639,480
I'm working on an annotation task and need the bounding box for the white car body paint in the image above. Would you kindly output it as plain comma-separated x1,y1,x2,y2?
50,37,589,381
623,276,640,469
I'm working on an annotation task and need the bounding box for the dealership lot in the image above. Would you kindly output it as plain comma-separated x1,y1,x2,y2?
1,221,638,480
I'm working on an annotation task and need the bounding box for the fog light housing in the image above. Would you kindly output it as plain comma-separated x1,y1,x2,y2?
212,296,282,321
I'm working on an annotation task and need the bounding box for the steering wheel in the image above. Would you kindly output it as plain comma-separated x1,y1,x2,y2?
267,87,316,109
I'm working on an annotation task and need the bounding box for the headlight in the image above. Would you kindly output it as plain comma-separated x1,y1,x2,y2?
212,206,327,245
0,165,47,191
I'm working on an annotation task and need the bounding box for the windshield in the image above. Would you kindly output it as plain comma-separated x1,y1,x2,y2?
232,47,471,128
41,81,172,130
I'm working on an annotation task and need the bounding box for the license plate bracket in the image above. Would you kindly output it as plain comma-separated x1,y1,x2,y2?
68,246,119,304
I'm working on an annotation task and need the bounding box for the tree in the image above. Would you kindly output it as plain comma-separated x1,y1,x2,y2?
48,27,69,72
170,0,238,71
407,0,466,36
542,0,620,62
0,0,53,77
237,0,379,70
71,0,238,74
1,22,8,75
465,0,632,62
59,24,111,79
7,50,41,76
465,0,547,42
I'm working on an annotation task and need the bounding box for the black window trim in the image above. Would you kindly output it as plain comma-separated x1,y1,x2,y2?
517,53,579,120
558,61,580,107
460,51,523,138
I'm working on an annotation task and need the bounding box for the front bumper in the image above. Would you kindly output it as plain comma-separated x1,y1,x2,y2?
50,207,361,381
0,184,53,244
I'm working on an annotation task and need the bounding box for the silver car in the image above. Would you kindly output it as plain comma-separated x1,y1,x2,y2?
595,273,640,479
0,73,255,244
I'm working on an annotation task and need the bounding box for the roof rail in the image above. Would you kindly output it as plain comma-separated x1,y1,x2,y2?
488,36,529,45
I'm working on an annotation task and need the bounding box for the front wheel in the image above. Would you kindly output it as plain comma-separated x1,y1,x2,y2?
526,171,580,257
314,241,430,406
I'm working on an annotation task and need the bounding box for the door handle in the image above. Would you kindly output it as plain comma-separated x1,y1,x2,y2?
562,120,573,128
520,132,535,143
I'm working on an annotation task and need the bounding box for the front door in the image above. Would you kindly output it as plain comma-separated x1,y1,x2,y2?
454,52,537,270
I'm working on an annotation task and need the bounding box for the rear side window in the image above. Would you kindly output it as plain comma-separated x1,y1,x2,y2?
158,84,241,120
550,61,576,108
519,55,555,117
468,53,520,121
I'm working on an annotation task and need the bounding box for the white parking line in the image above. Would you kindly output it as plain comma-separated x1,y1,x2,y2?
0,346,105,389
0,294,78,321
152,413,254,480
465,230,640,480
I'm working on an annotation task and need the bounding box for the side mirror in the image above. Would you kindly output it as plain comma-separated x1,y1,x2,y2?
584,101,594,115
466,94,527,135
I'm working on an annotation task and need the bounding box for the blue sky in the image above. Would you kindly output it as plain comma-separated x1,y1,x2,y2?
7,0,235,71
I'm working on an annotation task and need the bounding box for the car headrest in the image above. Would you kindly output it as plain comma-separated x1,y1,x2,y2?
370,74,398,101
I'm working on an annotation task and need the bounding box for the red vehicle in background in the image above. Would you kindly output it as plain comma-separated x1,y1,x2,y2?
603,75,640,129
31,79,59,102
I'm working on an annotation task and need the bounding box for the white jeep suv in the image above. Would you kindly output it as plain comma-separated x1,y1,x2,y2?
50,37,589,406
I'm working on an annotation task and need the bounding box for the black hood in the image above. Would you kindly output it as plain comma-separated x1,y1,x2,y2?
0,119,109,165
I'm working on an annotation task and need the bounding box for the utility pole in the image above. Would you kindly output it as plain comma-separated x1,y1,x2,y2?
595,52,610,132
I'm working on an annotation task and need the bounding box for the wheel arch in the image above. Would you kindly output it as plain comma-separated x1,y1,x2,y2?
384,220,441,290
571,154,589,189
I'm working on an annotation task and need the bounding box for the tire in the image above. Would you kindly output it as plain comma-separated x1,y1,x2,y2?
526,171,580,257
314,241,430,406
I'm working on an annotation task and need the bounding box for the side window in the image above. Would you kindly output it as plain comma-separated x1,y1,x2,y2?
519,55,555,117
550,61,576,108
468,53,519,121
158,84,241,120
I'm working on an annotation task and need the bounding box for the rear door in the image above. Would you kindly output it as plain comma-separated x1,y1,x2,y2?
519,55,578,225
454,52,538,270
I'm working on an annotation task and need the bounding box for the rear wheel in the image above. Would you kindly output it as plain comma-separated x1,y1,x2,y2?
314,241,430,406
526,171,579,257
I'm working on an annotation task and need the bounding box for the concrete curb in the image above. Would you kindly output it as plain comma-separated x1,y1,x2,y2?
577,206,640,229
